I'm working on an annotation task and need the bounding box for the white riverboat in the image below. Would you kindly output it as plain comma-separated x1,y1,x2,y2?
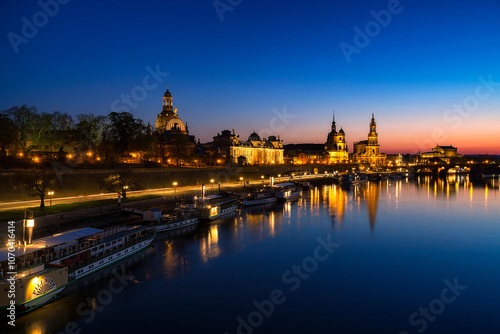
0,225,155,315
273,182,302,201
241,188,277,206
181,194,240,220
155,214,199,232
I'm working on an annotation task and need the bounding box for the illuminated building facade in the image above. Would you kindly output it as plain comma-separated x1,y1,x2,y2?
418,145,463,163
325,111,349,164
352,114,387,166
214,130,284,165
154,88,195,163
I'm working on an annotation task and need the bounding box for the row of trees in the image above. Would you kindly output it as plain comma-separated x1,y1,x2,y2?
0,105,155,161
14,168,137,209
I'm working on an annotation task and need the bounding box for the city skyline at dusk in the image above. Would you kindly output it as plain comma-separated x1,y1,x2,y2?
1,0,499,154
2,2,500,333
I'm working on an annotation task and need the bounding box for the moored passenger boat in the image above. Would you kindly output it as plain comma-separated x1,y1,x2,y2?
180,194,240,220
273,182,302,201
0,225,156,316
352,173,368,185
339,174,353,185
155,213,199,232
241,188,277,207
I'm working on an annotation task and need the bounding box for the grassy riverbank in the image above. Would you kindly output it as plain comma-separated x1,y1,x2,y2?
0,195,161,222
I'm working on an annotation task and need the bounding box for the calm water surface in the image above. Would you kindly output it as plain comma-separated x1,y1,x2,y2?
4,177,500,334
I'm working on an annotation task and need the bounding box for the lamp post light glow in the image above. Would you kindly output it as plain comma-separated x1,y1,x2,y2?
239,176,244,187
173,182,178,193
23,211,35,245
210,179,215,190
48,191,54,206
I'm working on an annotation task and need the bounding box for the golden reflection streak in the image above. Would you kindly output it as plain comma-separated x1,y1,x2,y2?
485,186,488,208
210,225,219,244
470,183,473,204
200,225,221,264
329,184,346,225
269,211,275,237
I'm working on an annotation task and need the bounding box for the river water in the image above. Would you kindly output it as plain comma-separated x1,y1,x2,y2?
4,176,500,334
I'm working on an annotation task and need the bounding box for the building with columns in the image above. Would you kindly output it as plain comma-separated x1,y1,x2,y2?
352,114,387,167
325,111,349,164
213,130,284,165
418,145,463,163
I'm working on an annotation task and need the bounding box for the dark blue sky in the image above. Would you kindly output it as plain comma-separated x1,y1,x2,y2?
1,0,499,153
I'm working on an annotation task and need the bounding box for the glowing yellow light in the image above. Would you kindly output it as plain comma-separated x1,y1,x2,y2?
96,157,101,161
67,154,73,159
173,182,178,186
33,157,39,162
87,151,92,156
210,179,215,183
26,219,35,227
32,276,39,284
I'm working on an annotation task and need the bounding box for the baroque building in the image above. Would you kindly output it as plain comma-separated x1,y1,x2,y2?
213,130,284,165
352,114,387,166
418,145,463,163
154,88,195,164
325,111,349,164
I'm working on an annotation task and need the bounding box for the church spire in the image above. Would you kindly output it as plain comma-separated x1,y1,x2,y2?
331,110,337,132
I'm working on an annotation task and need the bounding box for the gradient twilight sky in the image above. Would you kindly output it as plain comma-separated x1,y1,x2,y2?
1,0,499,154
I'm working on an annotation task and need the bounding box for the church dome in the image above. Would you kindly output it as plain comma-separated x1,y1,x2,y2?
165,117,186,132
164,89,172,97
339,128,345,134
248,132,261,142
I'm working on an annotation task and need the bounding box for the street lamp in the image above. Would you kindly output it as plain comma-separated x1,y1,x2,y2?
23,211,35,245
173,181,178,193
261,175,265,185
210,179,215,190
48,191,54,206
239,176,244,187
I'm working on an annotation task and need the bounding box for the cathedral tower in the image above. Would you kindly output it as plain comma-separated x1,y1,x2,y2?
325,110,349,163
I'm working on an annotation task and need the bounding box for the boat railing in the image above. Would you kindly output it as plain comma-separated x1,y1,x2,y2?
68,228,155,275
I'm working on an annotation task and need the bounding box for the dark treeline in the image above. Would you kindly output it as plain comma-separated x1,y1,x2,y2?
0,105,154,162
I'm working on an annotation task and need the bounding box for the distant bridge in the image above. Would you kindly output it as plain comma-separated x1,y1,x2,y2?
409,163,499,180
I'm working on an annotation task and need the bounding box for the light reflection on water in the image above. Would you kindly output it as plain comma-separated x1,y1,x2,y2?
3,179,500,334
